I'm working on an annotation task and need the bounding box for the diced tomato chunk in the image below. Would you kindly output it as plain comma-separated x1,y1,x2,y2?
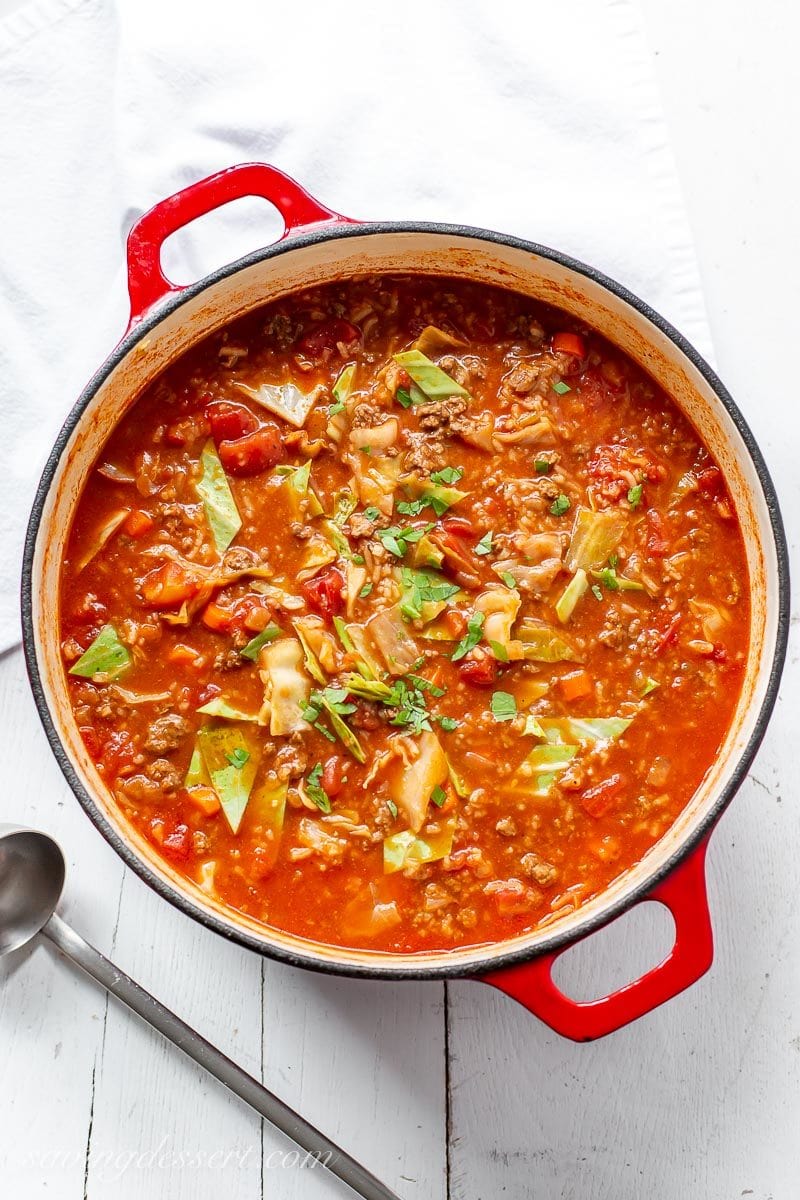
140,561,199,608
301,568,344,622
123,509,155,538
79,725,101,758
551,331,586,360
162,823,192,862
653,612,682,655
297,318,361,359
206,401,259,444
696,466,723,495
441,516,475,539
645,508,670,557
443,609,468,639
98,730,135,779
581,773,625,818
218,425,284,476
322,756,345,797
164,414,208,447
487,879,537,916
458,650,499,688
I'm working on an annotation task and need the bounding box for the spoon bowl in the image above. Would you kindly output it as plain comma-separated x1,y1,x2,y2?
0,824,64,955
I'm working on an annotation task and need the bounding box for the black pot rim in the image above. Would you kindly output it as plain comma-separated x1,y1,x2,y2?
20,219,791,981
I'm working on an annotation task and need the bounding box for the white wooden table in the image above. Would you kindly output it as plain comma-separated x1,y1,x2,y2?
1,1,797,1196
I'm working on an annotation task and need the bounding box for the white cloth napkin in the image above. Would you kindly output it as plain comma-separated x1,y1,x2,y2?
0,0,711,652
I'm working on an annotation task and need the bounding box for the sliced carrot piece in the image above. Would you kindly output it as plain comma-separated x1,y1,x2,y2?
551,331,586,358
123,509,155,538
202,601,235,633
558,670,592,701
185,785,221,817
168,643,201,666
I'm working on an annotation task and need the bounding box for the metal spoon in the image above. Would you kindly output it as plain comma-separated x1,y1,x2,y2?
0,823,401,1200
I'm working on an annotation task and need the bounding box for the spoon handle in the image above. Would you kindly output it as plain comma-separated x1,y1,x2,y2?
42,913,401,1200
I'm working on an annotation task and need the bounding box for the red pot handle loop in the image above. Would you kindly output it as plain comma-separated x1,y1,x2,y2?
126,162,355,324
482,839,713,1041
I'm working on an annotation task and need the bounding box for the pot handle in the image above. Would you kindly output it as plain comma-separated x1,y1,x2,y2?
126,162,355,323
480,838,713,1041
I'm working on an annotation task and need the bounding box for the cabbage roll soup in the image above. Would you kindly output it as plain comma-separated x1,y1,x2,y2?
60,277,750,953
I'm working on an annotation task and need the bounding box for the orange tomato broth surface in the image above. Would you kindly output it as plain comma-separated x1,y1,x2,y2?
60,276,749,954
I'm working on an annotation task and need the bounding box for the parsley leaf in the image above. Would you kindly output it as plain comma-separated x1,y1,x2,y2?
490,691,517,722
451,612,485,661
396,388,413,409
407,673,446,698
489,639,509,662
377,524,435,558
305,762,331,813
388,679,432,734
437,715,458,732
534,459,552,475
550,493,570,517
474,530,493,556
226,747,250,769
396,498,427,517
594,567,620,591
431,784,447,808
500,571,519,589
399,567,460,621
627,483,643,509
363,506,381,522
359,582,374,599
552,380,571,395
430,466,464,486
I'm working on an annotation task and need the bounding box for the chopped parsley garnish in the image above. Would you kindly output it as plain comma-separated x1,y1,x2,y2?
387,679,432,735
386,799,398,819
306,763,331,813
399,567,459,621
240,624,282,661
451,612,485,661
407,673,446,697
552,380,571,395
377,523,435,558
396,387,413,409
489,639,509,662
534,459,552,475
430,466,464,486
396,498,428,517
627,483,643,509
550,493,570,517
474,530,493,556
363,506,381,522
431,784,447,808
225,747,250,769
359,445,372,455
352,553,365,565
594,567,620,591
359,582,374,598
490,691,517,722
437,716,458,732
500,571,519,590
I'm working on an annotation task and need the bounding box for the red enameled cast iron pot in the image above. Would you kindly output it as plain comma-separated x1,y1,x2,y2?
21,163,790,1041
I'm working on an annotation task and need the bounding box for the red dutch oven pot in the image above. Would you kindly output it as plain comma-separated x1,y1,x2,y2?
22,164,790,1041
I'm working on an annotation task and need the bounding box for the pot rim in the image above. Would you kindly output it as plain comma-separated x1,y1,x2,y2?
21,219,791,980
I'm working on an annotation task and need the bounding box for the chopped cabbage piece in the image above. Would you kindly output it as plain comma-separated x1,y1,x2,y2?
384,818,456,873
196,723,261,833
68,624,131,681
387,729,448,831
392,350,469,400
566,506,626,574
197,440,241,555
259,637,311,735
234,380,318,427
